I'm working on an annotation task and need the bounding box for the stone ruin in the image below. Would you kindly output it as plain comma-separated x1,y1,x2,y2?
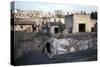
14,32,97,60
44,34,97,58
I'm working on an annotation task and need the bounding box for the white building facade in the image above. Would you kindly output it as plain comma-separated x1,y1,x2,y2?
65,13,97,34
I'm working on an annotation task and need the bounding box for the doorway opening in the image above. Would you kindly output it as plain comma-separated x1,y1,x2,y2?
79,24,85,32
32,25,36,32
54,27,59,34
91,27,94,32
46,42,51,54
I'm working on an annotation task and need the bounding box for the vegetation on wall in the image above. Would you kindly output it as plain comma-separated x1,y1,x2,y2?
59,24,65,33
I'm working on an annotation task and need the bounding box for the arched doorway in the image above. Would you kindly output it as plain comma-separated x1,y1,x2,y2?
45,42,51,54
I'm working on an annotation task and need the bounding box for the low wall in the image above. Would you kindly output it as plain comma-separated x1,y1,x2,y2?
45,32,97,58
13,32,97,60
14,32,44,61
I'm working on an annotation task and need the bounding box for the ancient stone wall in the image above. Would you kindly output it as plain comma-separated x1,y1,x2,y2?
14,32,44,61
14,32,97,60
45,32,97,58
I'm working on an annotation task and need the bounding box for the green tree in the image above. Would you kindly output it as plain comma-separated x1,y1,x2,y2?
59,24,65,33
90,11,97,19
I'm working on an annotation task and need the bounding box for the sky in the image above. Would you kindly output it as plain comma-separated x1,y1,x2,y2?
11,1,97,13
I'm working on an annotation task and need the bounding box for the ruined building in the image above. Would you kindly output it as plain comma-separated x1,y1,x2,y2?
65,13,97,34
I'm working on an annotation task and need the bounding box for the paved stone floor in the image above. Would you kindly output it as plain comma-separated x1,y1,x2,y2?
15,48,97,66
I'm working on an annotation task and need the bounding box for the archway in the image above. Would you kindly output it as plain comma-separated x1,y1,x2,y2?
45,42,51,54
